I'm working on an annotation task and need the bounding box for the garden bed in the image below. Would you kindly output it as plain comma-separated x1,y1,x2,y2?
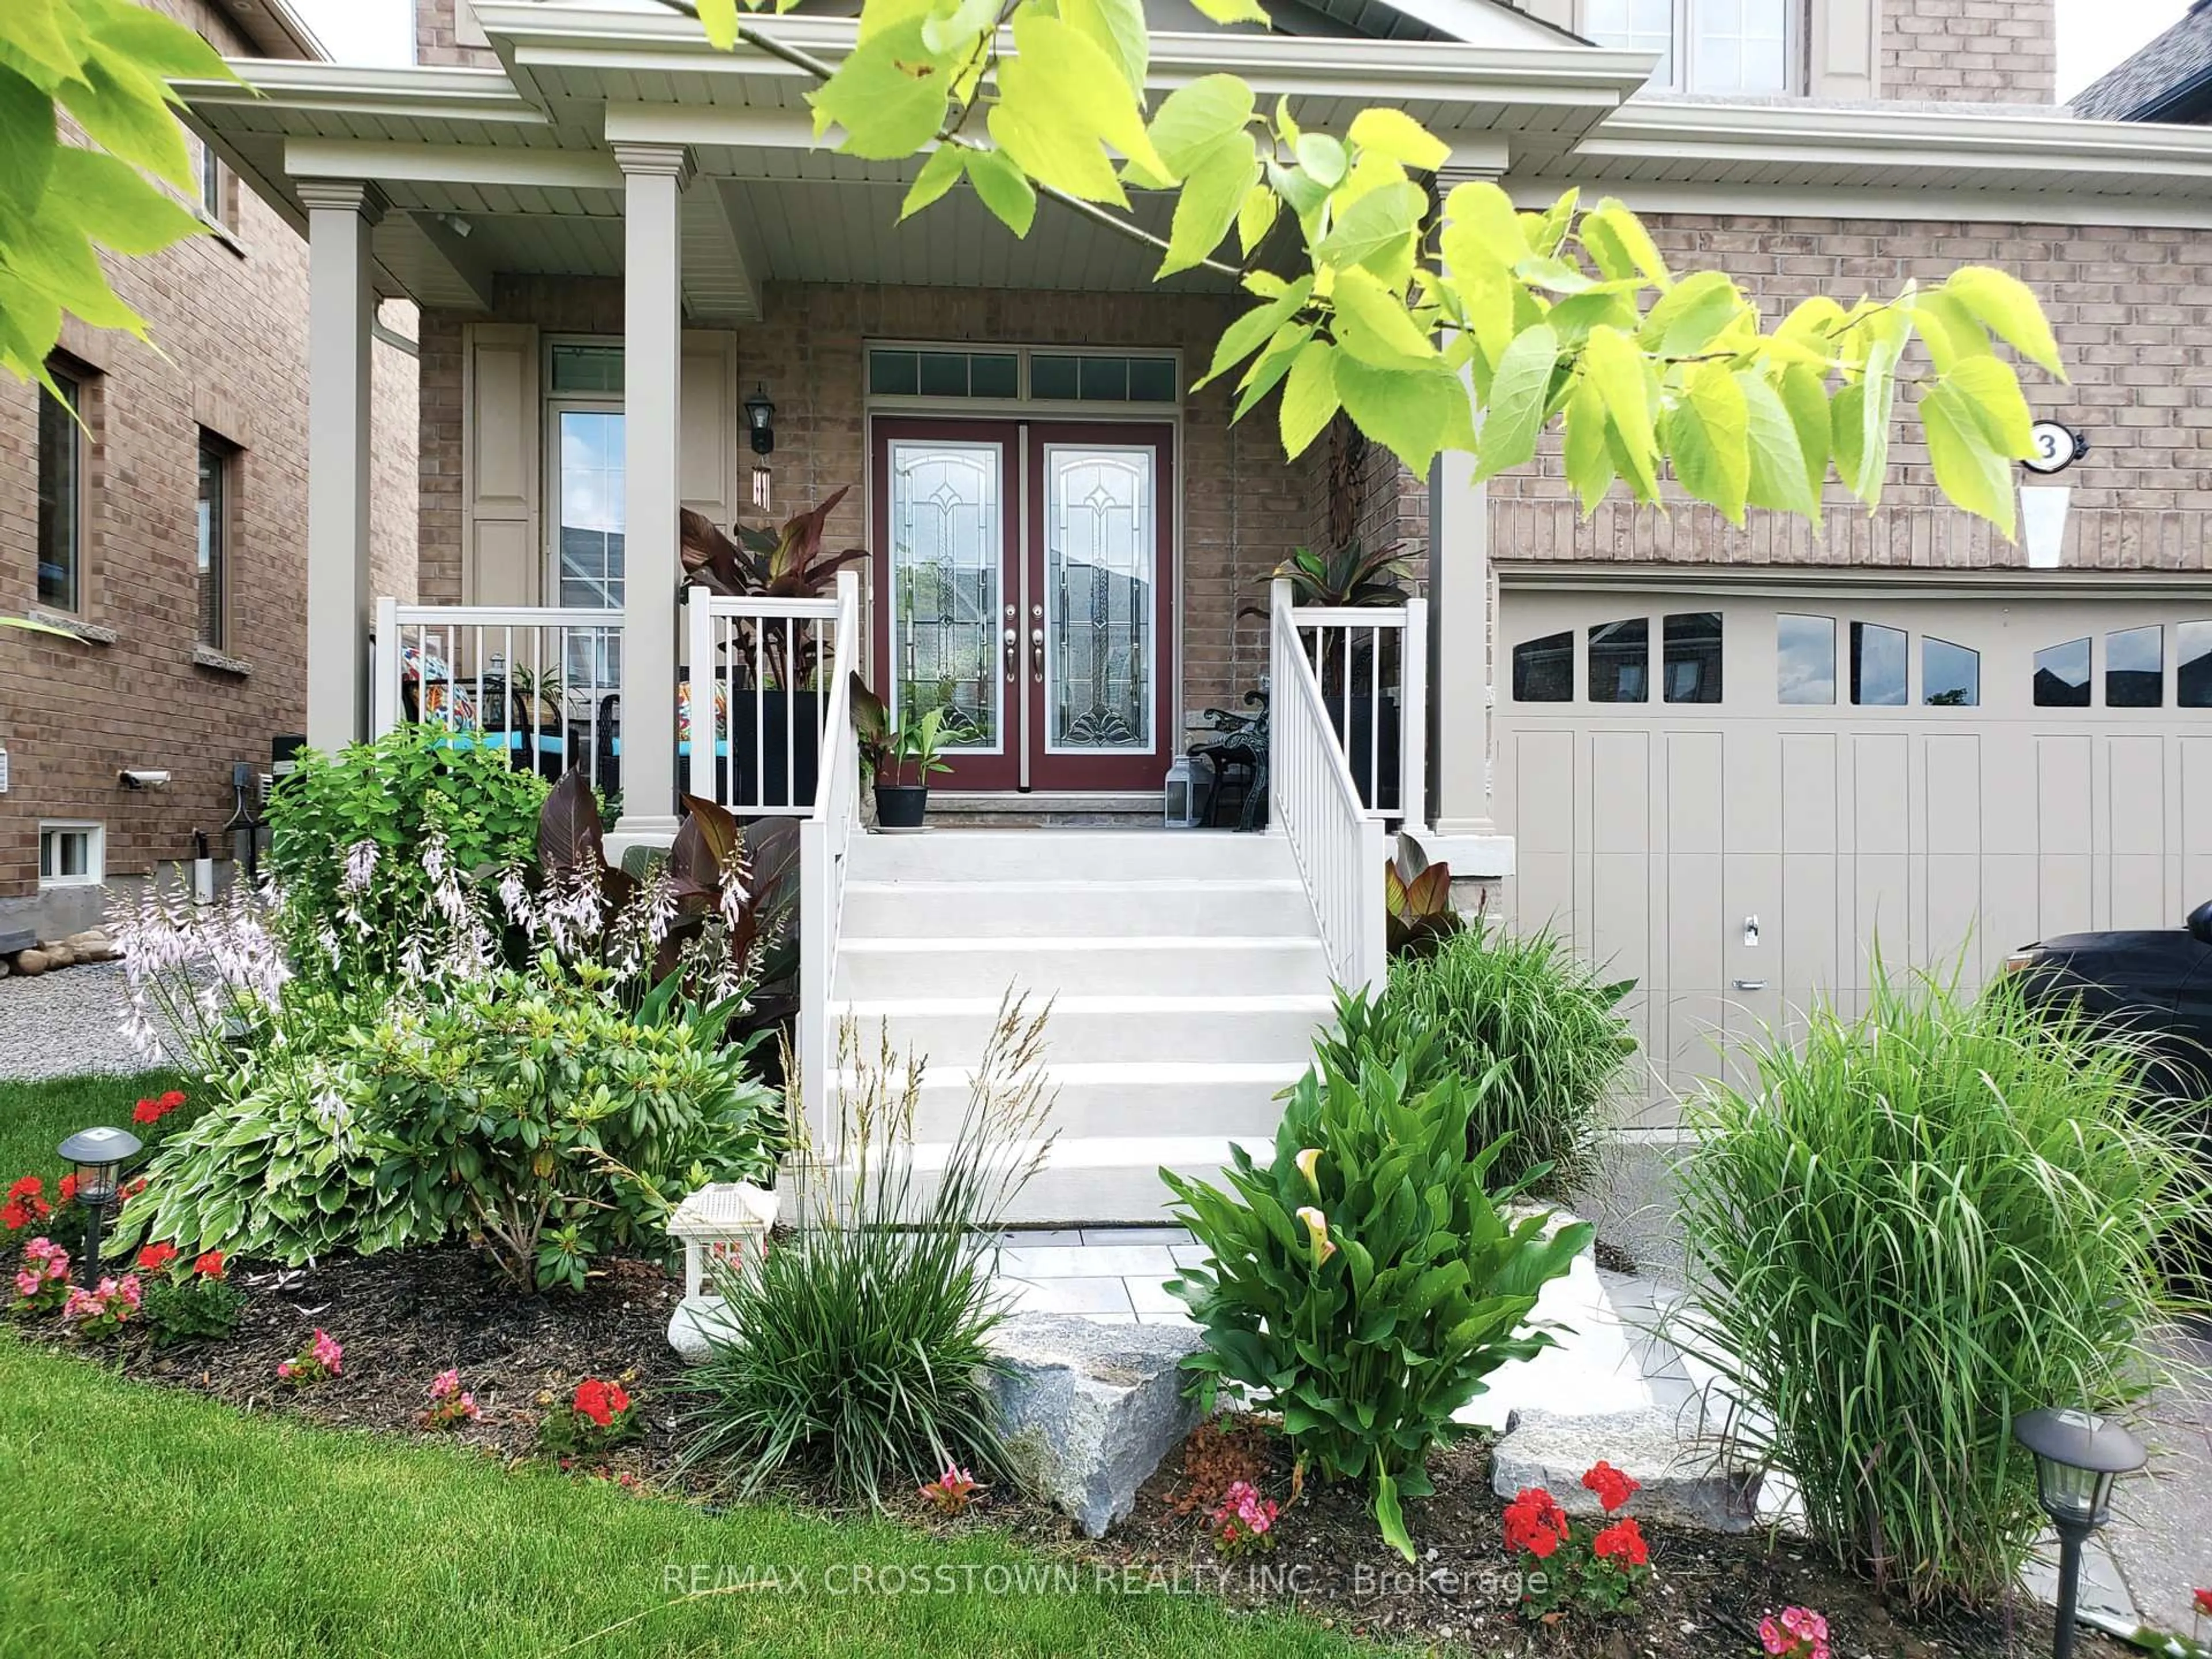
14,1251,2128,1659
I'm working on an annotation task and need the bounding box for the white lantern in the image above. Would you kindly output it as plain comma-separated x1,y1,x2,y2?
666,1181,778,1300
1164,755,1196,828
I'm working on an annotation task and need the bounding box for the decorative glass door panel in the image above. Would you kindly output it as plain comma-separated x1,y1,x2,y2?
1041,446,1153,755
872,417,1172,794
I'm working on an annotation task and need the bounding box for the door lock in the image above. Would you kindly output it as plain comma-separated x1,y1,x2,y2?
1003,626,1018,681
1743,915,1760,948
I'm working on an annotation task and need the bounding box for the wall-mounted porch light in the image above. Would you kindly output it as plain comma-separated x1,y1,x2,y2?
744,383,775,457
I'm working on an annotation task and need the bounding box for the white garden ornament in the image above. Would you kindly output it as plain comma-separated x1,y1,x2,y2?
667,1180,779,1299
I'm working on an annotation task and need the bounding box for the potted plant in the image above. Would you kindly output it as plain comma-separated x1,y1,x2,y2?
1243,542,1412,813
680,487,870,811
850,674,953,829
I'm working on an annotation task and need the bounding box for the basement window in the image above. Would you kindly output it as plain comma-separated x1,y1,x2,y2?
39,823,104,888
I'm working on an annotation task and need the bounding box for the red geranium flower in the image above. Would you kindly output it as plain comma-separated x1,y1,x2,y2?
137,1242,179,1272
1583,1460,1641,1514
58,1173,77,1205
193,1251,226,1279
606,1382,630,1416
574,1378,615,1428
1502,1487,1570,1559
2195,1587,2212,1616
1593,1517,1649,1568
120,1178,146,1200
132,1098,161,1124
159,1090,187,1111
6,1176,41,1202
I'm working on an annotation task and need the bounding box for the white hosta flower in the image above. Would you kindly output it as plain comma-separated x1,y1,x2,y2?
341,839,379,895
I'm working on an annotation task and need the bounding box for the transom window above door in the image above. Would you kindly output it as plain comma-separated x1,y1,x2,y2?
1585,0,1795,93
866,346,1179,407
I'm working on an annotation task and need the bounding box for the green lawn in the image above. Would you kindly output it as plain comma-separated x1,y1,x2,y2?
0,1069,188,1183
0,1074,1373,1659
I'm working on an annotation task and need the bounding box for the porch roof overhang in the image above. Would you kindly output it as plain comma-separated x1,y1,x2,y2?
180,3,2212,317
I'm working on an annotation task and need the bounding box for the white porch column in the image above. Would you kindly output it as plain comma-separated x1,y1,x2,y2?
1422,167,1513,874
608,142,692,854
300,179,384,753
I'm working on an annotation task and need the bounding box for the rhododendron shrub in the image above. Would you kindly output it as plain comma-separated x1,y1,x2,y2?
540,1377,639,1457
1164,1019,1591,1562
1502,1462,1653,1620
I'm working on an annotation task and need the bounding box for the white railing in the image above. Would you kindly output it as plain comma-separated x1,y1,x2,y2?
1270,579,1388,997
685,586,847,816
371,600,623,789
1289,599,1427,829
796,570,863,1161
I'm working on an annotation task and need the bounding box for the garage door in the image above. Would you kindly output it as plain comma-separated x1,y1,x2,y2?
1494,578,2212,1123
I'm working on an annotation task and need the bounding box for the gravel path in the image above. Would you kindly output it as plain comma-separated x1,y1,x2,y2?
0,963,173,1083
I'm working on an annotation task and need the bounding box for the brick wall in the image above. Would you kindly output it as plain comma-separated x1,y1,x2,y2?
1485,212,2212,569
373,300,422,607
1880,0,2057,103
417,279,1325,723
0,0,417,926
416,0,499,68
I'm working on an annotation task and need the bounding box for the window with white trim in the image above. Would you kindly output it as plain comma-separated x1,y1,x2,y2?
1586,0,1794,94
38,823,103,888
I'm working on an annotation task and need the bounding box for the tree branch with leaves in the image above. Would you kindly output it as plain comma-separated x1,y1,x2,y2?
684,0,2058,536
0,0,239,394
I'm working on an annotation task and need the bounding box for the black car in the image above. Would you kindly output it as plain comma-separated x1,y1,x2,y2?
2006,900,2212,1100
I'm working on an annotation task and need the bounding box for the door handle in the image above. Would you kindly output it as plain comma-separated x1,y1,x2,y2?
1732,979,1767,992
1031,627,1045,684
1003,627,1017,682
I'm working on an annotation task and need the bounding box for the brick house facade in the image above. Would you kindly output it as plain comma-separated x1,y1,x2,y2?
0,0,417,940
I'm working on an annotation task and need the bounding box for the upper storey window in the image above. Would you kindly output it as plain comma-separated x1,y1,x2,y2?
1586,0,1794,94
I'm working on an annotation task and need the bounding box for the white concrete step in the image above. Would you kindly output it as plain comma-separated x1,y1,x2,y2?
834,994,1335,1068
847,828,1294,883
841,878,1314,940
857,1135,1260,1226
834,1060,1304,1141
834,935,1331,1001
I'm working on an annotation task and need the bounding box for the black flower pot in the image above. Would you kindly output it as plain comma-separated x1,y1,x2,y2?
874,783,929,828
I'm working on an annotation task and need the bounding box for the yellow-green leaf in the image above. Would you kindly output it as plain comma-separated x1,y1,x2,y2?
1329,265,1437,369
1581,325,1658,498
1473,323,1558,483
1920,380,2017,537
1908,289,1990,377
1943,355,2035,459
899,143,965,220
1237,179,1278,255
83,0,232,83
1347,107,1449,172
1738,369,1818,525
1278,338,1338,458
1060,0,1149,101
1149,75,1253,178
989,13,1165,205
920,0,998,55
963,144,1037,236
809,21,952,161
1584,200,1671,289
58,54,192,188
1639,269,1744,359
1668,361,1750,524
1234,321,1316,420
0,67,57,219
1159,131,1255,277
1441,179,1527,270
1942,265,2065,380
1778,362,1831,502
1294,133,1347,188
1190,0,1271,21
1194,275,1312,391
50,147,205,254
696,0,740,50
1313,179,1423,280
1336,357,1464,478
1562,376,1615,513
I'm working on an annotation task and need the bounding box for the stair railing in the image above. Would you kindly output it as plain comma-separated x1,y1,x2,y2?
1268,578,1388,998
797,569,863,1166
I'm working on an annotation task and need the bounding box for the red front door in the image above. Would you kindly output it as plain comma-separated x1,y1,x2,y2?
871,418,1175,793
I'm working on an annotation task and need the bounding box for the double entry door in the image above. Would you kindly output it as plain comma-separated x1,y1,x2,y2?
870,418,1175,791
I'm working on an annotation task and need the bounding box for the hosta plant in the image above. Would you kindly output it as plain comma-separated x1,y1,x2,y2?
1163,1051,1592,1561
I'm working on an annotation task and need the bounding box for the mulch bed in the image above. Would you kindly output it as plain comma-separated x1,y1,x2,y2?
14,1244,2137,1658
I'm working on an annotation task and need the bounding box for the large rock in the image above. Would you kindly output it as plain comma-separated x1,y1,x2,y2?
12,949,49,976
63,929,114,963
668,1295,735,1365
982,1314,1206,1538
38,943,74,969
1491,1406,1763,1533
